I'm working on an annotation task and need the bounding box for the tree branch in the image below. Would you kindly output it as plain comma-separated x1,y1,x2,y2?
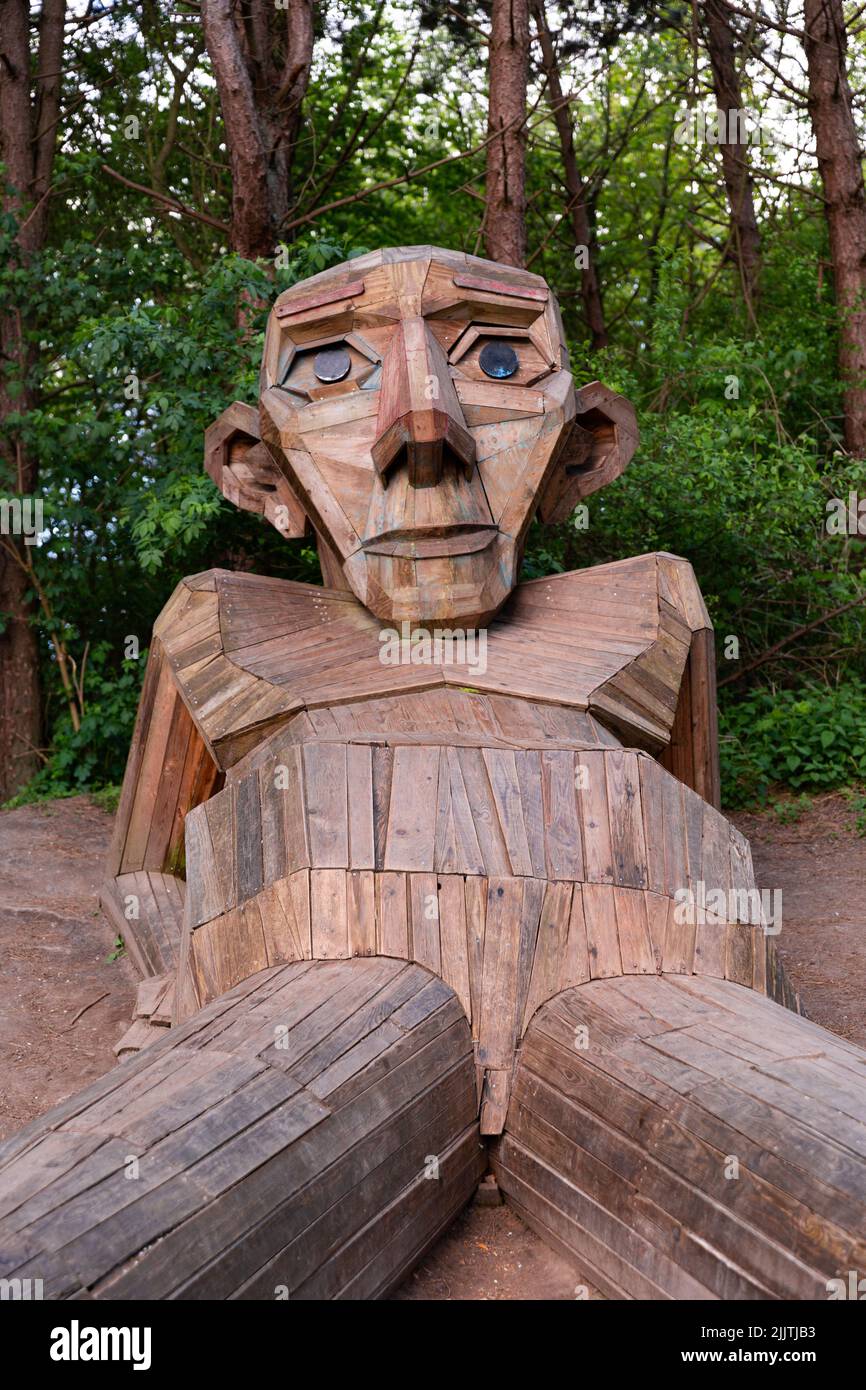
100,163,229,233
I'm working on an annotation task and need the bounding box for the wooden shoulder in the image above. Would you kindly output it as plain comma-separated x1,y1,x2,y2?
155,567,460,767
153,569,307,767
500,553,701,727
498,552,718,803
153,558,717,801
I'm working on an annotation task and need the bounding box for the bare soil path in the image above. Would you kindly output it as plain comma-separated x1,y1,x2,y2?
1,791,864,1298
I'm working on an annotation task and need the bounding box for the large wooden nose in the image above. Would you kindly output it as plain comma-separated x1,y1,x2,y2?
371,318,476,486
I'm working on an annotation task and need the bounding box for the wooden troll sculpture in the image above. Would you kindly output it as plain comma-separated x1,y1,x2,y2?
3,247,866,1301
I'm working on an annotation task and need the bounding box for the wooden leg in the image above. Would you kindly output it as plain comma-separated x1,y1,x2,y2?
0,958,483,1300
493,973,866,1299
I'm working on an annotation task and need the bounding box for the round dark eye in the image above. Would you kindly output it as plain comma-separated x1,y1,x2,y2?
479,342,519,379
314,347,351,383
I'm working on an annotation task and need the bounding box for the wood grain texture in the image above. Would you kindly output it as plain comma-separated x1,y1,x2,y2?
147,551,717,773
0,959,483,1300
59,250,830,1300
493,974,866,1300
173,722,777,1131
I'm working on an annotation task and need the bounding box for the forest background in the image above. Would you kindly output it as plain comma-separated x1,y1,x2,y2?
2,0,866,814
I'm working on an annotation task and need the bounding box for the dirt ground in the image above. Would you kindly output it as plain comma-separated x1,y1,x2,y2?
737,793,866,1046
1,790,865,1299
0,797,137,1137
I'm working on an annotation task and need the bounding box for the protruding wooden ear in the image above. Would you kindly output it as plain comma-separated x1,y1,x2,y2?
537,380,639,523
204,401,310,539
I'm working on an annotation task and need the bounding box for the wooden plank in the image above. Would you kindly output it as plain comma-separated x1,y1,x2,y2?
272,873,312,959
409,873,441,975
661,772,688,899
304,744,349,868
384,746,440,871
437,875,472,1023
605,750,647,889
205,783,239,911
259,763,287,885
310,869,349,958
541,749,583,880
480,1069,511,1136
702,801,732,901
122,656,185,871
523,881,573,1030
514,750,547,877
439,748,485,875
482,749,533,875
371,744,393,869
106,642,168,876
561,885,591,987
613,887,655,974
695,910,728,980
347,870,377,957
578,750,613,883
662,892,696,975
477,878,543,1071
639,758,666,895
235,773,263,904
184,805,225,928
376,872,409,958
645,891,669,972
582,883,622,979
455,747,511,875
726,920,754,989
346,744,375,869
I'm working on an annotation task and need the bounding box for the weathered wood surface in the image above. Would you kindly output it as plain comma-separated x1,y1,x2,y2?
251,249,626,631
0,958,483,1300
178,750,761,994
67,246,832,1299
148,552,716,784
175,745,770,1131
105,636,222,881
100,871,185,980
493,974,866,1299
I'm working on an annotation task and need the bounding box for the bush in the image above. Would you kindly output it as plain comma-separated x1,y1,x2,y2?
719,678,866,808
4,643,143,806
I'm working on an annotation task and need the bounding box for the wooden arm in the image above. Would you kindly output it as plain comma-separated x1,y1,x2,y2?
101,636,222,978
656,555,721,810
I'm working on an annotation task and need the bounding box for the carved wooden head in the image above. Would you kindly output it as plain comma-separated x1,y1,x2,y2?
205,247,637,627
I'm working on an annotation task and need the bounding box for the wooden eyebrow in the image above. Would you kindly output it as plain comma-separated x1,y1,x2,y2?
452,272,548,303
275,278,366,321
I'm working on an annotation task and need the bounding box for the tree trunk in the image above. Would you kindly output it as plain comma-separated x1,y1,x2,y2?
201,0,314,260
0,0,66,799
803,0,866,456
701,0,762,317
485,0,530,268
531,1,607,347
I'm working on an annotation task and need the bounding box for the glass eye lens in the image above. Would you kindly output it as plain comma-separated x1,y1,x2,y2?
314,347,351,383
479,342,519,379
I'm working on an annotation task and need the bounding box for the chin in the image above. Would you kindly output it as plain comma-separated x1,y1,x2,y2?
349,536,520,631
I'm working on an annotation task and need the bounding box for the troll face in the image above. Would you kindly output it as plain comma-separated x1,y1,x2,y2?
206,247,637,628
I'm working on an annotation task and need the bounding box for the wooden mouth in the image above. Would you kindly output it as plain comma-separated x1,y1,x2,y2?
362,526,497,559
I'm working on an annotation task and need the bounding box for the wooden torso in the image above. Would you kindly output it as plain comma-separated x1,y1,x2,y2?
141,553,766,1132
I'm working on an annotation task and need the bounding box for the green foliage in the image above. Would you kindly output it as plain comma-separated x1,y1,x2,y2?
768,794,814,826
3,1,864,813
105,935,126,964
842,789,866,838
4,644,143,805
719,679,866,808
89,784,122,816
